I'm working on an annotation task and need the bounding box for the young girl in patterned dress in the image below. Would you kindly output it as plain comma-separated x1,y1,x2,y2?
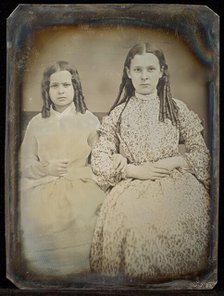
90,43,211,282
19,61,105,276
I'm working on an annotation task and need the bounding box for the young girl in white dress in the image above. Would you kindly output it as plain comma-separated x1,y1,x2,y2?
19,61,105,276
90,43,211,282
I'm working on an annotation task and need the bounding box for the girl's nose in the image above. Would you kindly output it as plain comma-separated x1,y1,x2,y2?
58,84,65,93
141,69,148,80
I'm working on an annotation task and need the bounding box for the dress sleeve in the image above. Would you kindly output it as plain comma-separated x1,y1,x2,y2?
91,106,125,188
20,118,47,179
177,100,211,190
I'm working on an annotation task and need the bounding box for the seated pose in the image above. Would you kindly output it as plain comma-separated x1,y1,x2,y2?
19,61,105,276
90,43,211,282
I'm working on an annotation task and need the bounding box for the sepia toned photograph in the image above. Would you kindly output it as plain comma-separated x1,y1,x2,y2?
5,4,219,290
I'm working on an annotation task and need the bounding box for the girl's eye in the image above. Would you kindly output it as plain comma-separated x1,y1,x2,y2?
63,83,71,87
133,68,142,73
50,84,58,89
147,67,155,72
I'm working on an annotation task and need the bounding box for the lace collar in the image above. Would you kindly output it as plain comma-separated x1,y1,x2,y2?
135,91,158,101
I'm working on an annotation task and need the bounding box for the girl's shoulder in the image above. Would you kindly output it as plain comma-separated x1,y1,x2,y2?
24,112,45,133
111,103,126,112
81,110,100,127
27,112,43,126
99,103,126,128
26,112,60,130
83,110,99,121
108,103,126,118
173,98,202,125
173,98,187,108
173,98,192,114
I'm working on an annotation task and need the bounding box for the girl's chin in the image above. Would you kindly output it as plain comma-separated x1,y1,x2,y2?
138,91,154,95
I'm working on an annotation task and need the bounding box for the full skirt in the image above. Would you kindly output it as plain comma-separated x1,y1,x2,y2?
90,170,210,281
20,177,105,276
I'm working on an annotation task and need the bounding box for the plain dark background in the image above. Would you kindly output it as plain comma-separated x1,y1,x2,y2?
0,1,222,295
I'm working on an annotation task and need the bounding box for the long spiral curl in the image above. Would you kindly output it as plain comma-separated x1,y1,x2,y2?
157,65,179,125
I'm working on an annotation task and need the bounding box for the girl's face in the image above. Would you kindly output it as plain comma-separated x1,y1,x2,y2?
49,70,75,113
126,53,163,95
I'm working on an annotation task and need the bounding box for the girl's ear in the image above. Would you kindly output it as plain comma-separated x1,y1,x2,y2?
126,66,131,79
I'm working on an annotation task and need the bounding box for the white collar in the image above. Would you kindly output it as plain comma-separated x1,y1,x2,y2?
135,91,158,101
50,102,76,119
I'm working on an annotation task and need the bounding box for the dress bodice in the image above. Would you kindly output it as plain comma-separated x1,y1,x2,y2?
119,95,179,163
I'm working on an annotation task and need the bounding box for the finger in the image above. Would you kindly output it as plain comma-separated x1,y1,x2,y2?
119,161,126,171
153,167,170,174
153,173,169,178
60,159,69,164
144,164,168,172
113,159,120,169
59,172,66,177
121,164,127,173
59,163,69,168
114,159,124,170
60,161,69,165
117,160,126,171
59,168,67,174
153,163,169,169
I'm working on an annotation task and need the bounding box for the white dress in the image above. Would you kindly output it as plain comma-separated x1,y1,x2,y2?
19,103,105,276
90,92,211,282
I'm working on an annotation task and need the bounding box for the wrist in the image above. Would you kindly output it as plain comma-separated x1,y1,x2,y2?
91,172,97,182
33,162,48,177
175,155,188,169
126,164,135,178
41,162,49,175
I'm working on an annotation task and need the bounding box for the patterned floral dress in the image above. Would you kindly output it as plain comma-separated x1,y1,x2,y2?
90,92,211,282
19,103,105,276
